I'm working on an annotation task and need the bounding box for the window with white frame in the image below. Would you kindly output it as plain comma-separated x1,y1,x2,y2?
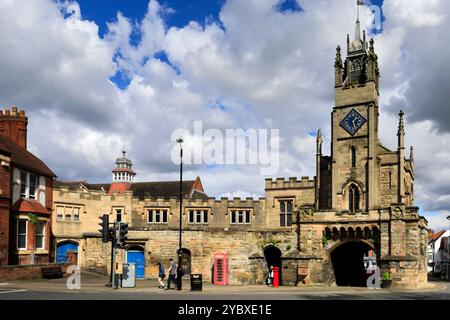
147,209,168,224
20,171,27,198
73,207,80,221
188,209,209,224
65,207,72,220
35,222,45,249
230,209,251,224
29,174,37,199
19,171,39,200
56,205,82,222
17,220,28,250
56,206,64,221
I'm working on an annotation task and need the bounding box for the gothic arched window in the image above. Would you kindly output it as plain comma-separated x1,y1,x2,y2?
348,184,360,213
349,59,362,83
351,146,356,168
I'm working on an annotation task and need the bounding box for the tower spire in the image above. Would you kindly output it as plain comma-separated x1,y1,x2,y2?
355,0,362,41
348,0,365,52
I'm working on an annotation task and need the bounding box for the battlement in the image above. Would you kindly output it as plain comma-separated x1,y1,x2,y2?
135,196,264,207
0,106,27,118
0,106,28,148
55,184,265,207
265,176,315,190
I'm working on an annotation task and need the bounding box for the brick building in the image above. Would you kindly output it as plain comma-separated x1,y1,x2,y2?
0,106,56,266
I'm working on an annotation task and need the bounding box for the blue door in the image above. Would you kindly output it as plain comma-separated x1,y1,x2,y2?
127,250,145,279
56,242,78,263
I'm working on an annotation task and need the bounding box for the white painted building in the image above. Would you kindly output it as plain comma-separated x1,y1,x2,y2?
428,230,450,276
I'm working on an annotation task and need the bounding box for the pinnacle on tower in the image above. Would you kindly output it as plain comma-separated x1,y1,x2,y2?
316,129,323,156
335,46,343,67
398,110,405,137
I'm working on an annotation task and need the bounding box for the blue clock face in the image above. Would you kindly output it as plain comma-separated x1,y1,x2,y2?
340,109,367,136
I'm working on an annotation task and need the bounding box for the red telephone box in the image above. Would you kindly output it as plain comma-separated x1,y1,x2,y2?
273,267,280,288
213,253,228,285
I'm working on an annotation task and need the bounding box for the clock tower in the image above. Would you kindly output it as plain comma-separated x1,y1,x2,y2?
330,4,380,212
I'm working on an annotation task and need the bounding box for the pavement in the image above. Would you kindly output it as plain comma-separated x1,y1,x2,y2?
0,271,449,300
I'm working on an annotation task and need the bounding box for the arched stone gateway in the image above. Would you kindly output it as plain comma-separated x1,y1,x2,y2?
330,240,373,287
263,245,282,285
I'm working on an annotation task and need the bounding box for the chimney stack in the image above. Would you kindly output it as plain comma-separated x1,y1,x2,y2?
0,106,28,149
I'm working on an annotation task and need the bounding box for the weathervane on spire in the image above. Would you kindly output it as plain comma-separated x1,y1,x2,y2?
357,0,364,21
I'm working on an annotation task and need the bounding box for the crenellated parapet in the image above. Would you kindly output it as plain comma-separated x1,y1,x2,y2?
265,177,315,190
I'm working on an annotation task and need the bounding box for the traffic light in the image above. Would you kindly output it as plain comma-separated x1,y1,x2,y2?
117,222,128,247
108,226,115,242
98,214,109,243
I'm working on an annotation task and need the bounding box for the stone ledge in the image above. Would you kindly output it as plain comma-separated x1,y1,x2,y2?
380,255,417,262
295,255,324,260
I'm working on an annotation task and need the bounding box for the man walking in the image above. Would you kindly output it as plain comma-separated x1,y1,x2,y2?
166,258,177,290
156,261,165,289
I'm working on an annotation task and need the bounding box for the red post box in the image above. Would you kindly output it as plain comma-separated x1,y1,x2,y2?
273,267,280,288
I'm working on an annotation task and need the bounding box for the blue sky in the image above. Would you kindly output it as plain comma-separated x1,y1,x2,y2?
75,0,384,90
74,0,383,37
76,0,226,36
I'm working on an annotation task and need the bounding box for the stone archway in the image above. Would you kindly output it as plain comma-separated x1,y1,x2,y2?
263,245,282,285
330,240,373,287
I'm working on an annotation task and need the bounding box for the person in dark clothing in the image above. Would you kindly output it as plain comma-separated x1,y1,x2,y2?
165,258,177,290
156,261,165,289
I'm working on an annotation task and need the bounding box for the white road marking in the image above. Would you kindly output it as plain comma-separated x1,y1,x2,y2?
0,289,27,294
0,283,10,286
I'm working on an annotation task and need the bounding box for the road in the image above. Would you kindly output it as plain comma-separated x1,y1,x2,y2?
0,273,449,300
1,288,450,300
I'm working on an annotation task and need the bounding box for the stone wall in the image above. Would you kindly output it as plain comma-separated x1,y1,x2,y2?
81,229,299,285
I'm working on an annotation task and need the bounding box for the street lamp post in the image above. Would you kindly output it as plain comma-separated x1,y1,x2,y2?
176,137,184,291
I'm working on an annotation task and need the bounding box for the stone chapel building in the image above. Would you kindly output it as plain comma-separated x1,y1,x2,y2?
52,13,428,288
